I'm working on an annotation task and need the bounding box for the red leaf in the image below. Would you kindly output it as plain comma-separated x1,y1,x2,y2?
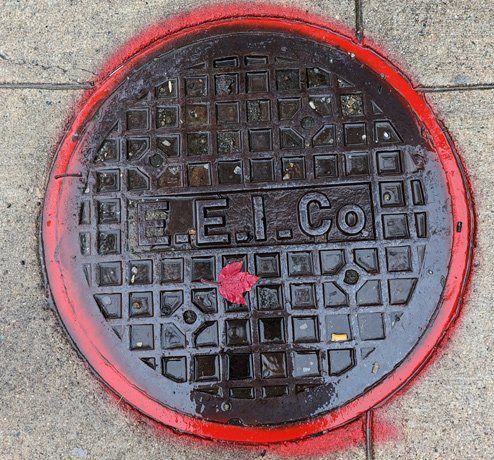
202,261,259,305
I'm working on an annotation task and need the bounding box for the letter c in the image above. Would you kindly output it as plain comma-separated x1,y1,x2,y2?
298,192,332,236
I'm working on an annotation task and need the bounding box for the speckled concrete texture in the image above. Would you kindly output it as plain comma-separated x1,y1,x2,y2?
363,0,494,87
0,1,492,459
0,0,353,84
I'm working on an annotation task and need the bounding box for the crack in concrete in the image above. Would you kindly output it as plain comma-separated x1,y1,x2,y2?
0,50,97,83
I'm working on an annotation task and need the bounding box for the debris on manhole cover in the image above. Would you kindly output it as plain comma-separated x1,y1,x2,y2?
41,8,473,443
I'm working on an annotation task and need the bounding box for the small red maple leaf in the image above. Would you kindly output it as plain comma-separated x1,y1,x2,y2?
202,261,259,305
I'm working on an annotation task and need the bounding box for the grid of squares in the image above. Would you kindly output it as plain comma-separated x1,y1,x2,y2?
80,53,430,400
89,240,422,398
92,54,405,193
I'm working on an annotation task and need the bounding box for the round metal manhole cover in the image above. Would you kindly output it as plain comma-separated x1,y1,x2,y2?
42,9,473,442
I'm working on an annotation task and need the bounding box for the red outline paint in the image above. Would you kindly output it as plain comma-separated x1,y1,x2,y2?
41,4,474,443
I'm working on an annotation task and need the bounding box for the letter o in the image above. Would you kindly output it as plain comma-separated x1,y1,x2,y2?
337,204,366,235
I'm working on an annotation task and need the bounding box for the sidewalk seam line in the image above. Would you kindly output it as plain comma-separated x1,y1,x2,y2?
355,0,364,42
0,82,93,90
416,83,494,92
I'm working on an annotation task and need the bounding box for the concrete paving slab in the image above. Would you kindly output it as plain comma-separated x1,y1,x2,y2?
373,89,494,459
0,89,365,460
0,0,354,85
363,0,494,87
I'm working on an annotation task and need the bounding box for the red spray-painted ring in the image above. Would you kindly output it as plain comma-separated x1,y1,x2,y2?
41,4,474,443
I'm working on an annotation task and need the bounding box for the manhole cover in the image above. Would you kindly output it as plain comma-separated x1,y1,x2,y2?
42,9,473,442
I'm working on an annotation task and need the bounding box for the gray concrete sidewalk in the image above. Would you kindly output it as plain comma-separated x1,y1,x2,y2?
0,1,492,459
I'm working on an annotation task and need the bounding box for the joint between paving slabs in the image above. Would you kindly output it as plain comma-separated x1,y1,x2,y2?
0,82,93,90
415,83,494,93
355,0,364,42
365,409,375,460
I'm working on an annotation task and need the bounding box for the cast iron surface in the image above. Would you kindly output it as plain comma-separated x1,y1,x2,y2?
60,29,452,426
